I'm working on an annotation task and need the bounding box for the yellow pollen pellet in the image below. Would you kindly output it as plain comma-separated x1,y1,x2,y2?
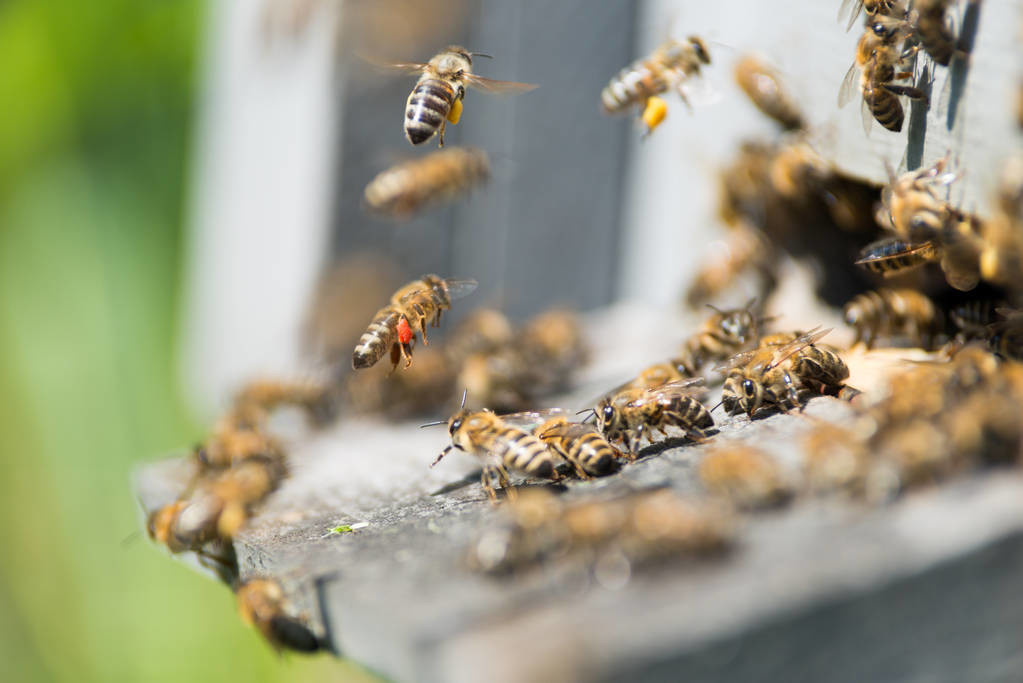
447,98,463,124
641,96,667,135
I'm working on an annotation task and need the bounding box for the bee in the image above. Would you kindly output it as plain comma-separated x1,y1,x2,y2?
195,412,283,470
235,578,320,653
516,309,589,396
733,54,805,131
789,340,852,396
837,0,906,32
148,456,287,552
233,378,337,427
363,147,490,220
675,299,764,375
947,299,1003,341
445,308,514,362
454,349,531,413
622,361,691,392
909,0,960,66
594,378,713,455
843,288,943,348
988,308,1023,361
980,156,1023,286
698,444,792,510
352,275,478,371
855,236,939,276
802,422,873,496
394,46,536,147
534,415,626,478
719,328,837,417
430,406,560,502
344,346,455,418
839,17,925,133
601,36,712,135
684,224,778,308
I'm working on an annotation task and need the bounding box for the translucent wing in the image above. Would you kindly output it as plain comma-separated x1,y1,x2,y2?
441,278,480,301
764,326,832,371
860,92,874,136
500,408,568,430
855,238,938,270
356,52,430,76
838,61,860,108
463,74,538,94
677,76,722,109
626,377,708,407
838,0,866,32
714,348,762,374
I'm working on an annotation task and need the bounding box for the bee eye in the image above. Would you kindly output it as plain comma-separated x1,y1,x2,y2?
450,419,462,433
602,405,615,420
742,379,756,397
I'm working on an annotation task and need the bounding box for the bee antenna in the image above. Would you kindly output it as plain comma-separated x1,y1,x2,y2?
470,52,493,59
419,420,447,428
460,388,468,409
431,445,454,467
705,303,725,314
710,400,724,413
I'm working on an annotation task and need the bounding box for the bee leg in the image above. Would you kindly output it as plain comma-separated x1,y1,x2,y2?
388,343,402,373
496,464,516,501
481,467,498,503
437,120,447,148
567,457,591,480
884,84,927,103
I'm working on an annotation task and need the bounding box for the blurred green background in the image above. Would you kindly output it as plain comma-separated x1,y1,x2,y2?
0,2,372,681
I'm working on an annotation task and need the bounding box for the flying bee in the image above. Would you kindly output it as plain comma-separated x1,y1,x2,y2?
718,327,833,417
235,578,320,653
391,46,537,147
733,54,805,131
363,147,490,220
352,274,478,371
430,405,560,502
698,444,793,510
843,288,943,349
675,299,764,375
839,17,925,133
855,236,940,276
601,36,713,135
534,415,627,478
837,0,906,32
909,0,961,66
594,378,713,455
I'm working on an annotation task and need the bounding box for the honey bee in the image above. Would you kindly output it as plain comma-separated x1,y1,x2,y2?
344,346,455,418
352,275,478,371
684,224,778,308
621,361,691,392
195,412,283,470
445,308,514,362
843,288,943,348
454,348,531,413
980,156,1023,286
469,488,733,574
947,299,1002,341
675,299,764,375
719,328,842,417
430,405,560,502
839,17,925,133
698,444,792,509
594,378,713,455
802,422,873,496
394,46,536,147
363,147,490,219
733,54,805,131
601,36,713,135
516,309,589,396
855,236,939,276
233,378,337,427
147,456,287,552
838,0,906,32
235,578,320,652
909,0,960,66
988,308,1023,361
534,415,627,478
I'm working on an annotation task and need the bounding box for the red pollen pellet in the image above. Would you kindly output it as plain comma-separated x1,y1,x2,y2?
397,317,413,345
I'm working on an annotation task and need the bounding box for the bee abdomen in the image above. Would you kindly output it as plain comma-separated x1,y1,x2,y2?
867,88,904,132
602,62,666,113
405,79,456,145
667,396,714,430
574,433,616,474
502,429,555,478
353,308,399,369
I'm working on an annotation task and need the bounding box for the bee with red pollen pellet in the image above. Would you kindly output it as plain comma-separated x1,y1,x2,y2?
352,274,478,371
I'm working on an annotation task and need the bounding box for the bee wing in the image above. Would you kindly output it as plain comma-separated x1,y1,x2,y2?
442,278,479,301
463,74,538,94
838,61,859,108
714,349,761,374
764,326,832,371
860,93,874,137
838,0,866,32
627,377,708,407
356,51,430,76
500,408,569,430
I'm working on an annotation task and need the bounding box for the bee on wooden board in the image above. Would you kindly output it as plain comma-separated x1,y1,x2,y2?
733,54,805,132
236,578,320,653
698,444,793,510
532,414,628,478
837,0,907,32
718,328,849,417
601,36,713,136
843,288,943,349
592,378,713,455
352,274,477,371
675,299,765,375
428,397,561,502
390,46,536,147
194,412,283,471
839,16,926,134
363,147,490,220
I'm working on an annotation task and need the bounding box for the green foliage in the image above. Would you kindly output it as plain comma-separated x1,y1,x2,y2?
0,2,370,681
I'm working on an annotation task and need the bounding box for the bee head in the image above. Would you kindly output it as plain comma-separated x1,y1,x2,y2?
740,377,763,416
688,36,711,65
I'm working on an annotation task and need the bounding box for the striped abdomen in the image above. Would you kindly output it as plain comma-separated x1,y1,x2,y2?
405,78,457,145
541,422,617,476
863,80,904,132
495,427,556,478
856,237,938,275
792,346,849,388
352,306,400,369
640,395,713,435
602,59,669,113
